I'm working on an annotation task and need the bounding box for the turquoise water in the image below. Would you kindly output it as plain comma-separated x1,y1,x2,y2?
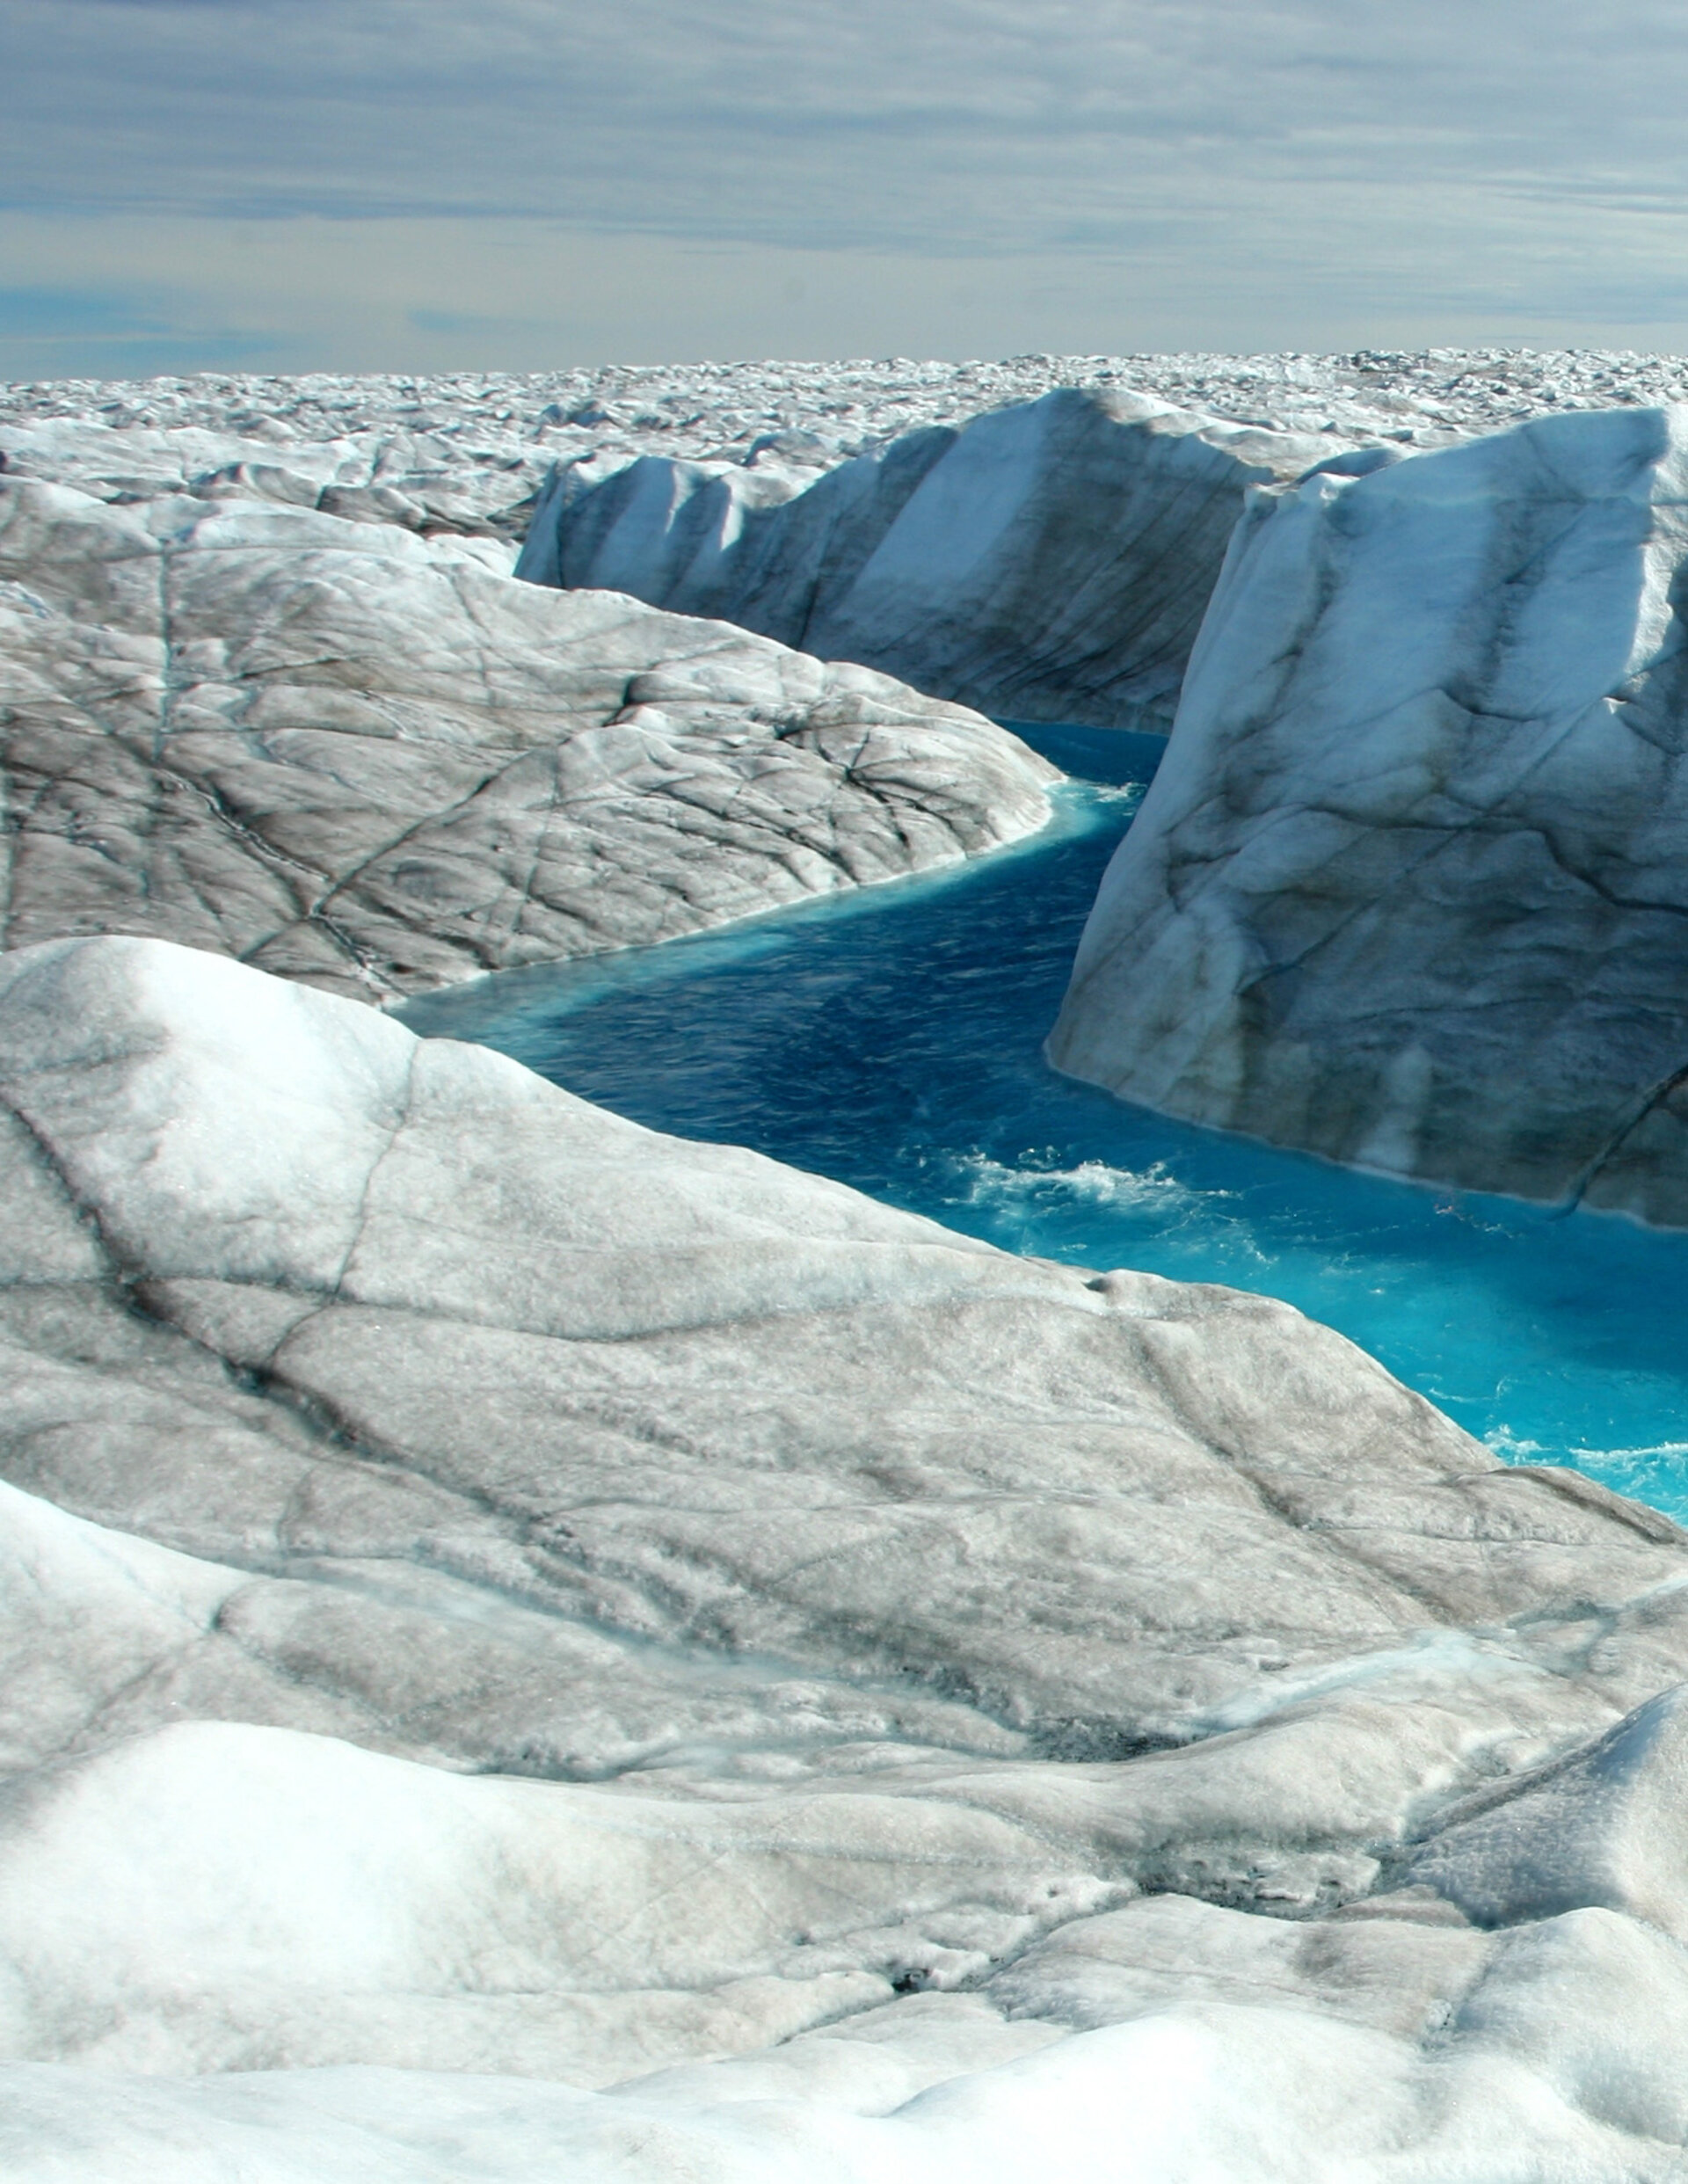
401,721,1688,1522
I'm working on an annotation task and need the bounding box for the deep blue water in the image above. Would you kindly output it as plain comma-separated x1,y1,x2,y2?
400,721,1688,1522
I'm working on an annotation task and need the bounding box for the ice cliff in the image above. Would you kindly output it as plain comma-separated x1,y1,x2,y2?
1049,404,1688,1226
516,388,1343,730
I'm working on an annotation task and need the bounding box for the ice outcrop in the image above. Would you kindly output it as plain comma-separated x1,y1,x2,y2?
11,936,1688,2173
0,410,548,542
1404,1683,1688,1937
517,389,1341,730
0,478,1054,1003
1050,404,1688,1227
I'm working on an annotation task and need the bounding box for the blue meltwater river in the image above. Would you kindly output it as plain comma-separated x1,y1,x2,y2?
400,722,1688,1522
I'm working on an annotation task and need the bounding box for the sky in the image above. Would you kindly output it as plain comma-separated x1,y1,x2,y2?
7,0,1688,377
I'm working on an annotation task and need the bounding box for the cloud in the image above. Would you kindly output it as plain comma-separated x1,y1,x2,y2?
9,0,1688,248
5,1,1688,367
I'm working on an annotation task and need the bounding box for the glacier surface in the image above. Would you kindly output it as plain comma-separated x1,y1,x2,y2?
6,936,1688,2175
9,347,1688,494
11,353,1688,2177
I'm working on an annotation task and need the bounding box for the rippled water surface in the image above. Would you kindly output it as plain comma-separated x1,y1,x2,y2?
401,722,1688,1521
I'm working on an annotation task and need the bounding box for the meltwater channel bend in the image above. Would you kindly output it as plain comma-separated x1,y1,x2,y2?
399,722,1688,1523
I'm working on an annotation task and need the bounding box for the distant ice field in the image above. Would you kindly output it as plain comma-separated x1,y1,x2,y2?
12,347,1688,499
402,721,1688,1525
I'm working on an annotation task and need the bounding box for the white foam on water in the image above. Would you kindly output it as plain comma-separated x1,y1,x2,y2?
1486,1428,1550,1462
1572,1441,1688,1466
950,1151,1221,1219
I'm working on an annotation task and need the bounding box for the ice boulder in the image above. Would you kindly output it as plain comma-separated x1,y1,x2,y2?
518,389,1342,731
1049,405,1688,1226
0,478,1055,1005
